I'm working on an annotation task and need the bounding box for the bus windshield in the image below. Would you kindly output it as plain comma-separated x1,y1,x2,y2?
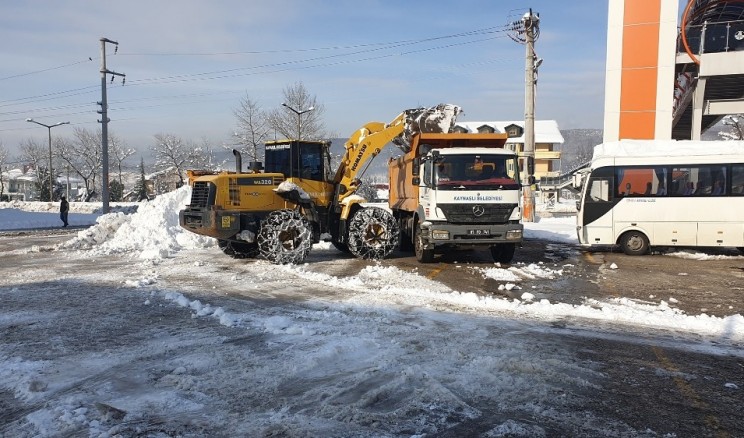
434,154,519,190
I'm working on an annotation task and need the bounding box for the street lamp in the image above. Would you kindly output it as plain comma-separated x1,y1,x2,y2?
281,103,314,140
26,118,70,201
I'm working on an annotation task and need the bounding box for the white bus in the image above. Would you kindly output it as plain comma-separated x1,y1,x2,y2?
575,140,744,255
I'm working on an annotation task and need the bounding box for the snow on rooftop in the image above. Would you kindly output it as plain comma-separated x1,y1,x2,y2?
455,120,565,144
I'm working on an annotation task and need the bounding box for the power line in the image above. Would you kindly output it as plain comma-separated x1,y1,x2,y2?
0,85,99,108
126,34,509,87
1,26,509,110
0,58,96,82
117,25,507,57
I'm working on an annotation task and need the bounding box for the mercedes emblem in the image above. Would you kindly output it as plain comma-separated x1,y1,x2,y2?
472,205,485,217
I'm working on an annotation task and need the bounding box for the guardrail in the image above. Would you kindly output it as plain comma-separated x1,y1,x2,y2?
678,19,744,56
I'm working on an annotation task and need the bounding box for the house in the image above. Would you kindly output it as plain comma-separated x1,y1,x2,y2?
57,173,87,201
1,167,38,201
146,167,184,196
452,120,564,179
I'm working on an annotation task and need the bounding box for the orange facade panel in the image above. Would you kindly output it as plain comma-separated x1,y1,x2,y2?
621,24,660,68
620,68,658,111
622,0,661,25
619,112,656,139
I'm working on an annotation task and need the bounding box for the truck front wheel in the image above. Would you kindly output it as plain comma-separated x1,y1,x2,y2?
490,243,516,264
257,209,313,264
414,225,435,263
347,207,400,260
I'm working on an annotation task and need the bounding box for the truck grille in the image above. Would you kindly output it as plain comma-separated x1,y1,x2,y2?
438,203,516,224
190,182,213,208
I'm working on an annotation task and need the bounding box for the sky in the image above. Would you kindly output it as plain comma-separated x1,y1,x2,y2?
1,187,742,435
0,0,620,161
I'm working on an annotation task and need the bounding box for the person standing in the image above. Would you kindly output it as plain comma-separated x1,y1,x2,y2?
59,196,69,227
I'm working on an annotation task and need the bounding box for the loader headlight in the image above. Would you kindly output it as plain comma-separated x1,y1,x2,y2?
432,230,450,240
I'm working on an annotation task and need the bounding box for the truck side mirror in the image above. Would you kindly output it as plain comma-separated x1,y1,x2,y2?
412,176,421,185
412,157,420,176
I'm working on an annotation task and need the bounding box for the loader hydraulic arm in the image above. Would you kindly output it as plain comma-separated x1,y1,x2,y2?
332,111,407,204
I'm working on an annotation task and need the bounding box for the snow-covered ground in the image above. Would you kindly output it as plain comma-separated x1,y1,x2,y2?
1,188,742,436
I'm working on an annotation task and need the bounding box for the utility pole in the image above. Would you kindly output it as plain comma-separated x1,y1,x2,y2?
510,9,541,222
98,37,125,213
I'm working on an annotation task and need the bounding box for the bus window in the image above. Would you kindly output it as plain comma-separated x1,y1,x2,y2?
616,167,667,197
674,165,727,196
587,178,612,202
733,165,744,195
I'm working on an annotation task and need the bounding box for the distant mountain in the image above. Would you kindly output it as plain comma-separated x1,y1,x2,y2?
333,129,608,178
558,129,603,173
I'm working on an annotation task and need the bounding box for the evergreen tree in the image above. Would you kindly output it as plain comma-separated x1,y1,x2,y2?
34,167,52,202
133,157,149,201
109,180,124,202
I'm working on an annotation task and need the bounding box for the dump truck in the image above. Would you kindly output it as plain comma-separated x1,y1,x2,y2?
388,131,524,263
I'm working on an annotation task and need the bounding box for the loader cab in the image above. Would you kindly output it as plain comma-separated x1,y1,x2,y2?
264,140,332,182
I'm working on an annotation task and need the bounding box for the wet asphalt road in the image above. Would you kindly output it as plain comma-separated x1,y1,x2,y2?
2,230,743,436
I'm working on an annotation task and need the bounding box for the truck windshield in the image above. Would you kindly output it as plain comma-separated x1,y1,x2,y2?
435,154,519,190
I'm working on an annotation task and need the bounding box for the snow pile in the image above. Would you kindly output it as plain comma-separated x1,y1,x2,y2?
275,181,311,200
473,261,565,285
58,186,214,259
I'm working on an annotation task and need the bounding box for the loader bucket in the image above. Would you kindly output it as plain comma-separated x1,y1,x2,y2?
392,103,462,152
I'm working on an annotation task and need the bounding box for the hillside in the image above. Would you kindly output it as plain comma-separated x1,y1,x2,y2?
557,129,603,173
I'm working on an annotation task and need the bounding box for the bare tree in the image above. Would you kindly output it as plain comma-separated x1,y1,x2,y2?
18,138,49,194
190,137,219,170
268,82,326,141
233,94,270,163
110,132,136,192
151,133,202,187
56,127,102,201
719,114,744,140
0,142,8,199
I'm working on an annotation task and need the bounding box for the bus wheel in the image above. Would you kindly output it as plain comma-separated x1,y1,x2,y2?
620,231,649,256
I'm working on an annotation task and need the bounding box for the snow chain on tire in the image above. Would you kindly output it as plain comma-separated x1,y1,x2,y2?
347,207,400,260
257,209,313,264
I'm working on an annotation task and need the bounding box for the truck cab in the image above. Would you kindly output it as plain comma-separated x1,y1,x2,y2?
389,133,524,263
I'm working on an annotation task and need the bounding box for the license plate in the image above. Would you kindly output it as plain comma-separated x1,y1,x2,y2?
467,229,490,236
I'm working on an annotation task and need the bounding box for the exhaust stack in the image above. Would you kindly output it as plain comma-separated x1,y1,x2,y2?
232,149,242,174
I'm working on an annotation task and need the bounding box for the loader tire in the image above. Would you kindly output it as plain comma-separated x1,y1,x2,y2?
257,209,313,264
347,207,400,260
331,240,351,254
218,239,259,259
